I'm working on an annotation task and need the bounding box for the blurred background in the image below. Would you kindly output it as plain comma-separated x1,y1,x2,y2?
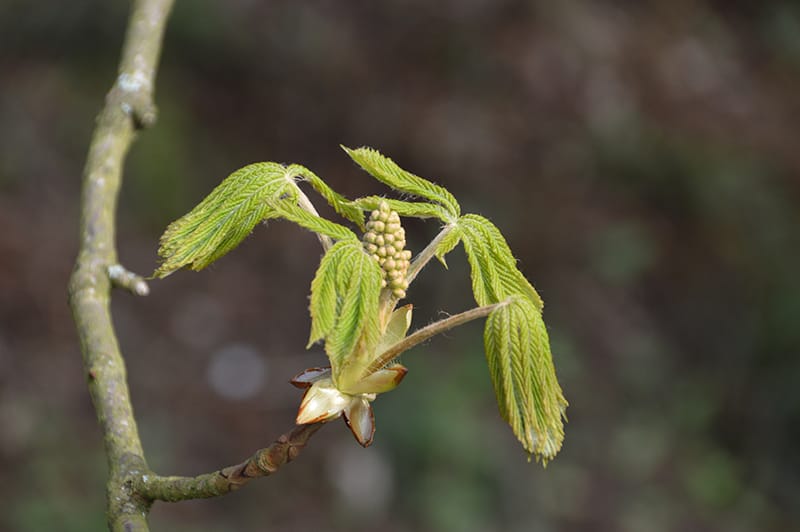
1,1,799,530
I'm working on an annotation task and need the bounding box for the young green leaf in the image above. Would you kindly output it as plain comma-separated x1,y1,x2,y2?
433,223,462,268
342,146,460,221
154,163,294,278
308,241,384,383
353,196,453,222
270,198,358,243
287,164,365,229
484,297,567,462
458,214,544,310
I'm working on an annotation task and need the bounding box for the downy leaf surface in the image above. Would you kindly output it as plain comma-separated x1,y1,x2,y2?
458,214,544,310
270,198,357,242
308,241,383,383
484,297,567,462
155,163,292,277
288,164,365,228
343,146,460,222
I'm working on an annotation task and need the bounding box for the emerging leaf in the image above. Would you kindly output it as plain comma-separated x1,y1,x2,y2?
458,214,544,310
354,196,453,222
433,224,462,268
288,164,365,229
270,198,357,242
155,163,293,277
484,297,567,462
307,241,384,384
342,146,460,222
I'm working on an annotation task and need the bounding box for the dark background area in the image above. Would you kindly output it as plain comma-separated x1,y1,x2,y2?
2,1,799,530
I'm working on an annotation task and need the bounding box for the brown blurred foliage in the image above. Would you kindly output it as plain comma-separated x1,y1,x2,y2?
1,1,799,531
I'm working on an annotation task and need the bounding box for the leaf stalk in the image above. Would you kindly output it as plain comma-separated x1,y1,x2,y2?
363,301,504,377
406,223,456,284
294,184,333,251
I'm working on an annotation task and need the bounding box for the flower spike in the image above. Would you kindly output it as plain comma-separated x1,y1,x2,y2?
363,201,412,299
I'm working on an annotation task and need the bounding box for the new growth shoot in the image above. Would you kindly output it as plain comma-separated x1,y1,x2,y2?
155,146,568,463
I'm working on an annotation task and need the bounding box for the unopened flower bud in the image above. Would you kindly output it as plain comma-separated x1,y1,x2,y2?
362,200,412,300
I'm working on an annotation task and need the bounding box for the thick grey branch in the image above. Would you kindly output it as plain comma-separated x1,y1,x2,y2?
68,0,175,530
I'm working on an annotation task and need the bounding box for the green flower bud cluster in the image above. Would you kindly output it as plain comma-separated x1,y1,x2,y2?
363,201,412,299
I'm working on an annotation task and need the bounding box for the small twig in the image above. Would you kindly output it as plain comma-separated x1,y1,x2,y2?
108,264,150,296
136,423,324,502
363,301,503,377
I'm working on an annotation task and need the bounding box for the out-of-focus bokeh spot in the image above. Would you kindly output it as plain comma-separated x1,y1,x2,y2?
326,442,394,520
206,343,267,401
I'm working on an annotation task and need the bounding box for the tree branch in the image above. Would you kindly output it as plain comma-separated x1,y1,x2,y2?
68,1,175,530
69,2,332,528
136,423,324,502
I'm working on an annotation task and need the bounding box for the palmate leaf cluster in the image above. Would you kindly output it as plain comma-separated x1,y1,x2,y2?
154,146,568,461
